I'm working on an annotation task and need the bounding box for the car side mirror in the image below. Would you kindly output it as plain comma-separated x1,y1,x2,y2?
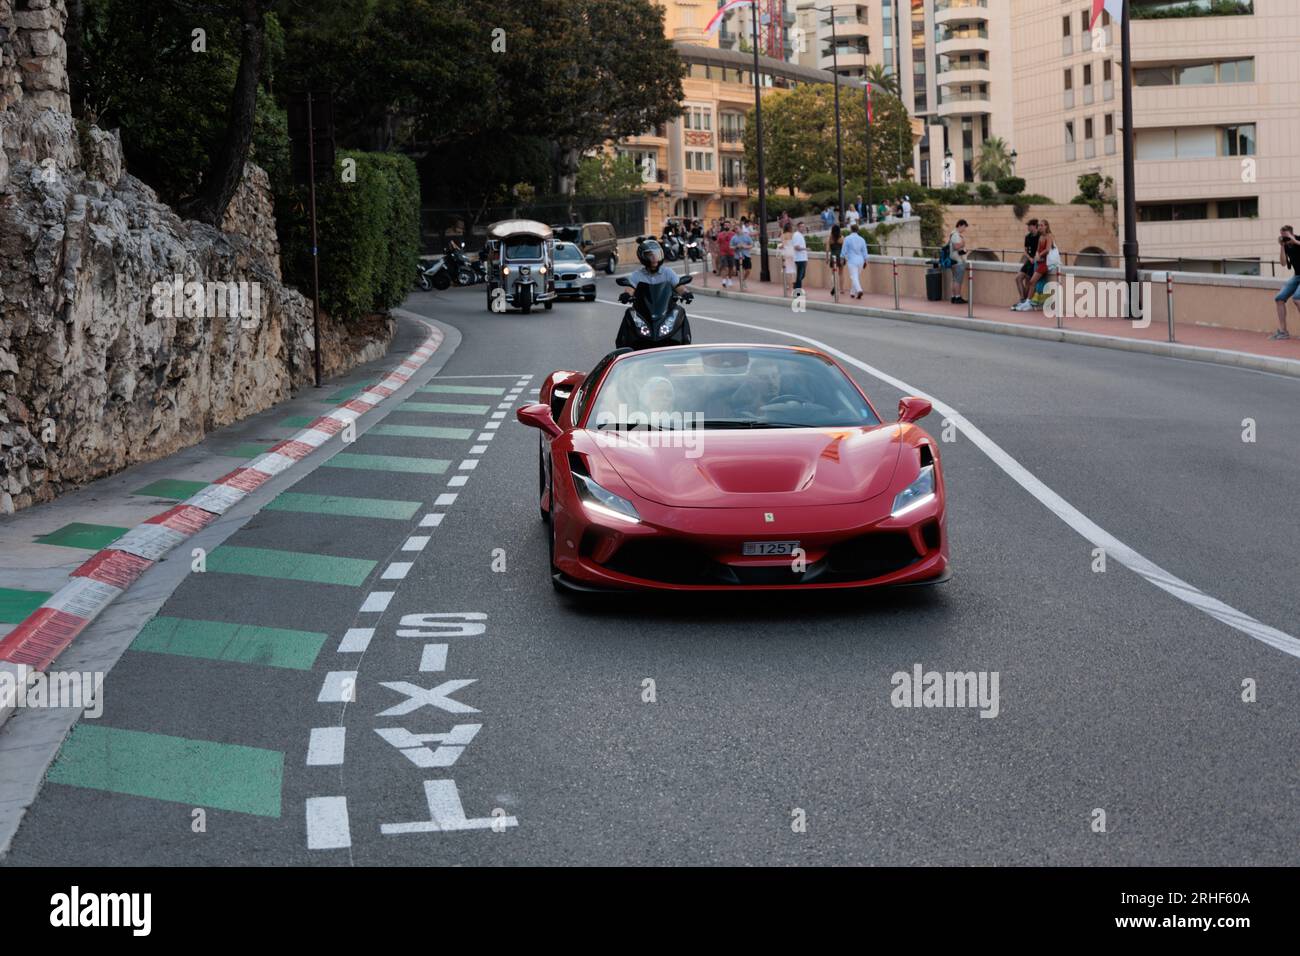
678,274,693,285
517,403,562,438
615,276,632,287
898,397,932,424
586,254,596,265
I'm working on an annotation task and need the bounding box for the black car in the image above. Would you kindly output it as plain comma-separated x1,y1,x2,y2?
552,221,619,274
551,241,598,301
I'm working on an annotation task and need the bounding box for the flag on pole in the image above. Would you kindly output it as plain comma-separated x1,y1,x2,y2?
1090,0,1123,30
865,82,873,124
705,0,754,35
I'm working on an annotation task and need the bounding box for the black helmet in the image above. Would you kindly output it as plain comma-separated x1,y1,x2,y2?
638,239,664,272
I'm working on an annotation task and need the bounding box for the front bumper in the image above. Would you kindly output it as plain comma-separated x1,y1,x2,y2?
552,493,948,592
554,276,597,297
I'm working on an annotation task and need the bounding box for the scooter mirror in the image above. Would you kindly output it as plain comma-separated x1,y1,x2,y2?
615,277,633,287
678,274,693,286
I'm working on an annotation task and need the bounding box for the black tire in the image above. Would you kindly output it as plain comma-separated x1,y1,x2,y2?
418,274,432,291
456,267,475,286
584,294,595,302
544,300,554,311
604,254,617,275
432,270,451,291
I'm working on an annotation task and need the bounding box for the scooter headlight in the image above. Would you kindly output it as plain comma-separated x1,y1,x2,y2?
657,316,676,336
632,315,651,336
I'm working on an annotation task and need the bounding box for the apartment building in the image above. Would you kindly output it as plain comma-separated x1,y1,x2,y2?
791,0,896,81
618,2,837,234
1011,0,1299,274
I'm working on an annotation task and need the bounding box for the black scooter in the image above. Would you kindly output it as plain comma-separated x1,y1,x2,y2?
614,275,694,350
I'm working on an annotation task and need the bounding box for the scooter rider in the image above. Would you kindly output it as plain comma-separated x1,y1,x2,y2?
623,239,692,296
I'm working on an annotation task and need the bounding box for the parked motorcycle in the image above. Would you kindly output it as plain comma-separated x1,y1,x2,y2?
417,258,451,291
443,243,485,286
684,236,702,262
614,275,694,350
660,233,684,262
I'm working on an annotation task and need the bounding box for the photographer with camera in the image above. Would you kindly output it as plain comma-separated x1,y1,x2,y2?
1272,225,1300,341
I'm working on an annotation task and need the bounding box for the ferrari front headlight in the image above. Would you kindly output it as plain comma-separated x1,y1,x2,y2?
891,465,935,517
573,472,641,524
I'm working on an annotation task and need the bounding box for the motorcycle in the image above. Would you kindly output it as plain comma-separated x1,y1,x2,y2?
614,275,694,350
684,236,703,262
417,258,451,291
443,244,485,286
660,233,684,262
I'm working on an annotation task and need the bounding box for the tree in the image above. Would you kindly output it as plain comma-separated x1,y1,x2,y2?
975,136,1013,182
576,153,645,198
742,82,915,197
864,64,900,97
183,0,276,225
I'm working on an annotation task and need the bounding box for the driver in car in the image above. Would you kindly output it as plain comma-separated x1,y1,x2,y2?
626,239,691,293
730,360,783,417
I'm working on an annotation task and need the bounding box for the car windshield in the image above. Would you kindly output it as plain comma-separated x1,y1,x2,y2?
554,243,585,263
504,239,544,259
588,348,880,430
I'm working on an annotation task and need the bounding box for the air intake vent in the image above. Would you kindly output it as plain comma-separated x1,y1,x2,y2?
918,444,935,468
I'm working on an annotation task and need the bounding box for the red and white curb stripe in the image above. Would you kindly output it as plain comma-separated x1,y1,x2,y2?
0,323,444,726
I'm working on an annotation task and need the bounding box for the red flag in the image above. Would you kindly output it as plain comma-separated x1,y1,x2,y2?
1090,0,1123,30
866,83,873,125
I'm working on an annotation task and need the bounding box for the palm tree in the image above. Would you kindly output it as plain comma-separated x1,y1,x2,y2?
863,64,900,98
976,136,1013,182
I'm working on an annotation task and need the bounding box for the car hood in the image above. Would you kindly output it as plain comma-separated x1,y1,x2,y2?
587,425,904,508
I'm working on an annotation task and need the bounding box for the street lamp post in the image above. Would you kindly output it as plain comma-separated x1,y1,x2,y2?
751,0,771,282
1119,0,1141,316
820,5,846,225
864,80,873,220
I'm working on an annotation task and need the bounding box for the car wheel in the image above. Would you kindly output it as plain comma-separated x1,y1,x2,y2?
605,254,616,275
544,301,553,311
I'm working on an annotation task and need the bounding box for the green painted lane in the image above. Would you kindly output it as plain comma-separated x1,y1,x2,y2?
369,424,475,440
417,384,506,396
327,382,367,402
132,478,210,500
281,414,318,428
131,615,327,670
0,587,52,623
35,522,128,550
324,453,450,475
48,724,283,817
398,401,491,415
264,492,420,520
206,546,376,586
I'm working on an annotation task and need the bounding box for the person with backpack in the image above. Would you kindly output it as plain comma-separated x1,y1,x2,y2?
1020,220,1059,311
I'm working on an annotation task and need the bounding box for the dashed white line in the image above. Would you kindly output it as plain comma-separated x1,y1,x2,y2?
318,671,358,703
470,445,488,455
382,562,413,580
447,475,468,487
435,493,458,506
491,411,506,419
338,628,374,653
419,513,445,528
477,432,495,441
402,535,431,552
458,459,478,471
306,796,351,850
485,421,501,430
359,591,393,613
307,727,346,766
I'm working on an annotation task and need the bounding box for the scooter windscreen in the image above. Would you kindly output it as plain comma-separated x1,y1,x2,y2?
633,282,676,325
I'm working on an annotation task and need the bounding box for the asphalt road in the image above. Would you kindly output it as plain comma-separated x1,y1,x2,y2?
4,273,1299,865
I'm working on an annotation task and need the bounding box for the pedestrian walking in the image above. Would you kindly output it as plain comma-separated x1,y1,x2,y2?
827,224,845,297
731,224,754,286
779,223,797,297
842,225,869,300
792,221,809,291
1271,224,1300,340
717,220,736,287
845,203,860,229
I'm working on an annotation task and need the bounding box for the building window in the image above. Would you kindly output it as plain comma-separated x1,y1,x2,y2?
1065,121,1075,145
1224,124,1256,156
1103,60,1113,81
1063,15,1072,37
1083,63,1092,86
1064,67,1073,90
1085,117,1094,139
1134,58,1255,87
1105,114,1115,136
1138,198,1257,222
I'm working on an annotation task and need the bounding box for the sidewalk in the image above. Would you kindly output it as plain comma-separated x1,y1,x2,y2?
0,316,448,725
694,269,1300,373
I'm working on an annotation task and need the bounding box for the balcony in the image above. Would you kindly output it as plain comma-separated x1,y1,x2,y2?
935,0,989,27
935,88,992,117
937,61,991,86
936,26,990,58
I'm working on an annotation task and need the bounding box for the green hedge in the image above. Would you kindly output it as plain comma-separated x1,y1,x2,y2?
278,150,420,323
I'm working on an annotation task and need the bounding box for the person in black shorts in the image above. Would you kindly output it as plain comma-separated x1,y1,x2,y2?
1013,219,1040,309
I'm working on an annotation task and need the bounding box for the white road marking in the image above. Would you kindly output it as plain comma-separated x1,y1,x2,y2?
459,459,478,470
497,402,514,409
448,475,468,487
359,591,394,613
376,679,478,716
306,796,351,849
419,513,445,528
338,628,374,653
402,535,430,552
491,411,506,419
380,780,518,834
419,643,448,672
477,432,495,441
307,727,346,766
670,303,1300,661
485,421,501,430
470,445,488,454
435,493,458,506
382,562,412,580
318,671,358,703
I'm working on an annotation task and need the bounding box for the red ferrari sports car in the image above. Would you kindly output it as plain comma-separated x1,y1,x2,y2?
517,344,949,592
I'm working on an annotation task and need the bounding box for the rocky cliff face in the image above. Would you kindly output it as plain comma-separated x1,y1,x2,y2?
0,0,392,513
